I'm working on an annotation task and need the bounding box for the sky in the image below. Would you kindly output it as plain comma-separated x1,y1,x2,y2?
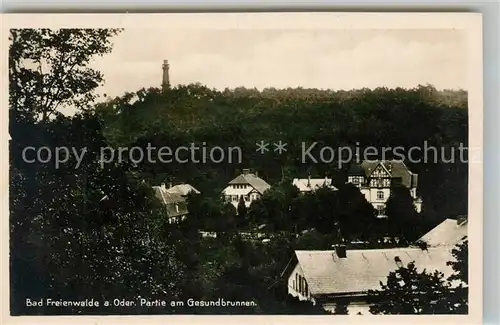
91,28,466,99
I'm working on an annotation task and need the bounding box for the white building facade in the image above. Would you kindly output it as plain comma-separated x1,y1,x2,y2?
292,177,338,193
347,160,422,217
222,169,271,209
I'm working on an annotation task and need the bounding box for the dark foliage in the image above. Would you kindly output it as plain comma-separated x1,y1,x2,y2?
9,28,468,315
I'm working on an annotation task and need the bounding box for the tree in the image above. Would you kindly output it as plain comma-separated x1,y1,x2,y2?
446,240,468,314
8,28,189,315
336,183,377,241
367,262,456,314
237,196,248,220
247,199,267,228
10,114,186,315
217,203,237,235
447,240,468,284
385,185,419,243
9,28,122,122
367,241,468,315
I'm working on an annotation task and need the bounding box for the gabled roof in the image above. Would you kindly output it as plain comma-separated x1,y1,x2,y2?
416,218,468,248
289,247,455,296
153,186,185,204
292,178,338,192
228,173,271,194
166,184,200,196
348,160,417,188
153,186,189,217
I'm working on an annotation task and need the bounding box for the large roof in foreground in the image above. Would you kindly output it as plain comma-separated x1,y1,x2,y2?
416,218,468,248
292,247,455,296
284,218,468,297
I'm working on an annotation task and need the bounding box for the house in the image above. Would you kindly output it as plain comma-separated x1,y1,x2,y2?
281,219,468,314
153,184,189,224
292,176,338,193
166,183,200,196
222,169,271,209
347,159,423,217
415,216,468,248
281,245,457,315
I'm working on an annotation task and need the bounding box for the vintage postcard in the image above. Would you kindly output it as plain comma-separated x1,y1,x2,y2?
1,12,482,325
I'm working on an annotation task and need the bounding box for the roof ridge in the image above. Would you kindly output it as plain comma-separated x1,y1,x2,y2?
295,247,443,254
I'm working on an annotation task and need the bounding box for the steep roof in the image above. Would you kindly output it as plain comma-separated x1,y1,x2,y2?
292,178,338,192
153,186,189,217
228,173,271,194
416,218,468,248
291,247,455,296
166,184,200,196
349,160,417,188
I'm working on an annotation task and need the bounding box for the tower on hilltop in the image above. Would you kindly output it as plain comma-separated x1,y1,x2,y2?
162,59,170,90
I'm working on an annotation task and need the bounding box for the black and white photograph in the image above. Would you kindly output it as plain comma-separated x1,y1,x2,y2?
3,13,483,323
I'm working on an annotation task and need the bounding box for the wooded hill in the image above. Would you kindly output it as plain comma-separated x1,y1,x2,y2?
94,83,468,221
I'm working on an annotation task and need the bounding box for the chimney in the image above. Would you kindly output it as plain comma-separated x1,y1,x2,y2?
160,183,166,190
334,244,347,258
162,59,170,90
307,175,311,187
255,171,258,177
169,182,173,189
394,256,403,268
242,168,250,175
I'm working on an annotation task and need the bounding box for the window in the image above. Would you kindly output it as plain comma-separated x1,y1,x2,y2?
377,191,384,200
295,274,299,291
245,195,249,201
377,205,385,215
